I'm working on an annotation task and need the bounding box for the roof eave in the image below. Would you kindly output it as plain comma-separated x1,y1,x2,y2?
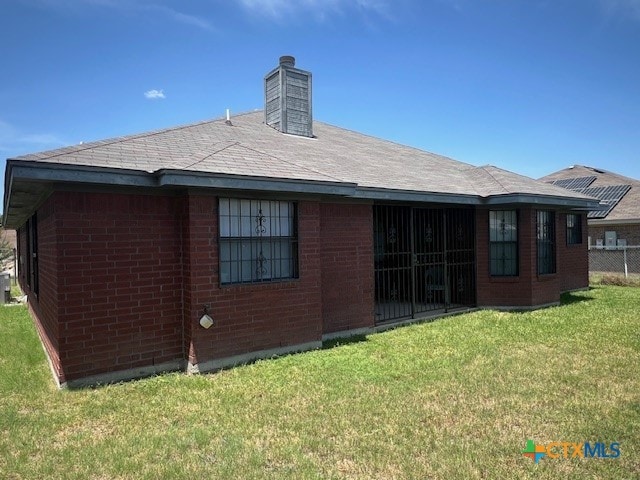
156,169,356,196
483,193,602,209
353,187,479,205
354,188,603,209
3,161,156,229
2,161,358,228
2,162,14,227
9,161,155,186
2,161,605,229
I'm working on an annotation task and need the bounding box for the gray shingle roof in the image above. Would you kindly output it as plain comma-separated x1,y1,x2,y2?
11,111,589,200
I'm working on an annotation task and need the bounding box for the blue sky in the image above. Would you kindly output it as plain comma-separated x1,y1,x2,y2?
1,0,639,203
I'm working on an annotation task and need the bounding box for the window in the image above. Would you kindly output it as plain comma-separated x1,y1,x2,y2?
25,214,39,295
566,213,582,245
537,210,556,275
219,198,298,285
489,210,518,276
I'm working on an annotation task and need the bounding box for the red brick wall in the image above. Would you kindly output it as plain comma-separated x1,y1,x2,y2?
34,198,62,378
186,196,323,367
181,194,216,366
476,207,533,307
20,188,591,384
558,213,589,292
525,209,561,306
320,203,374,334
21,191,337,382
476,208,587,308
18,199,64,381
53,191,184,382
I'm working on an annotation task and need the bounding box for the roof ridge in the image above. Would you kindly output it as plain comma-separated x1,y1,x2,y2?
541,165,640,186
229,142,346,183
476,165,510,193
180,141,240,170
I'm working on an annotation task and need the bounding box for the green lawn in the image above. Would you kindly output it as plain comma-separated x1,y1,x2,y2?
1,287,638,479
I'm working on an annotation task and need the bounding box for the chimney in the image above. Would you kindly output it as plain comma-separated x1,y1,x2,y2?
264,56,313,137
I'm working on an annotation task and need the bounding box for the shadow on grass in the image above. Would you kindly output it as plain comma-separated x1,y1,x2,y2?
560,290,595,306
322,334,369,350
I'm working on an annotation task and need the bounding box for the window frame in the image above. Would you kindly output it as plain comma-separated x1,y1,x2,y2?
25,214,39,295
24,219,31,288
488,210,519,277
566,213,582,245
218,198,299,286
536,210,556,275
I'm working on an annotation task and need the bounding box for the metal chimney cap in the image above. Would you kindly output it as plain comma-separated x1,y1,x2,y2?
279,55,295,67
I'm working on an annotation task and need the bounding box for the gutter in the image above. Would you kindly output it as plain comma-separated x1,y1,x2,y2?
482,193,602,210
8,163,156,187
3,160,603,228
353,186,478,205
156,169,356,196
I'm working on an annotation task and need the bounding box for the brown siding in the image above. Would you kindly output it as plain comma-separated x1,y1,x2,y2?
320,203,374,334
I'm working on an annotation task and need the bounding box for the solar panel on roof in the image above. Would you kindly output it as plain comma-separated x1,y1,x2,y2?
550,176,597,190
581,185,632,219
547,177,631,219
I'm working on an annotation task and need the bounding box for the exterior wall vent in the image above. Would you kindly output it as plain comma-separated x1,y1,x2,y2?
264,56,313,137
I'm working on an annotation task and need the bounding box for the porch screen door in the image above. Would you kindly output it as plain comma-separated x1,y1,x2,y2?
374,206,475,323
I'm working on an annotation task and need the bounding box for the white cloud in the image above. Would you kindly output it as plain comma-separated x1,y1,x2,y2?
29,0,214,31
599,0,640,19
144,89,166,99
18,133,68,145
0,119,16,139
0,119,67,156
143,4,214,30
238,0,391,20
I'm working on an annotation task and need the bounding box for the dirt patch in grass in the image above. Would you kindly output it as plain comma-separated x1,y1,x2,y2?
590,273,640,287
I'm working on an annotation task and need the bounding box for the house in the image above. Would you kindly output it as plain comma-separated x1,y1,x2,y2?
0,228,16,273
3,57,599,387
540,165,640,247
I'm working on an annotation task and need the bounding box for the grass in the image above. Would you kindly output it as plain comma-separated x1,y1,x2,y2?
1,286,639,479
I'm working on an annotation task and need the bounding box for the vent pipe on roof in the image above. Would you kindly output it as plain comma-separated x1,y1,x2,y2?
264,56,313,137
279,55,295,67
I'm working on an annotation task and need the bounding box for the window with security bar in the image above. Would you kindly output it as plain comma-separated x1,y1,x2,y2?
537,210,556,275
489,210,518,276
566,213,582,245
23,213,39,296
219,198,298,285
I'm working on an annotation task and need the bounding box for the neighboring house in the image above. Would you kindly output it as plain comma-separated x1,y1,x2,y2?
0,228,16,274
541,165,640,247
3,57,599,387
0,228,16,249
